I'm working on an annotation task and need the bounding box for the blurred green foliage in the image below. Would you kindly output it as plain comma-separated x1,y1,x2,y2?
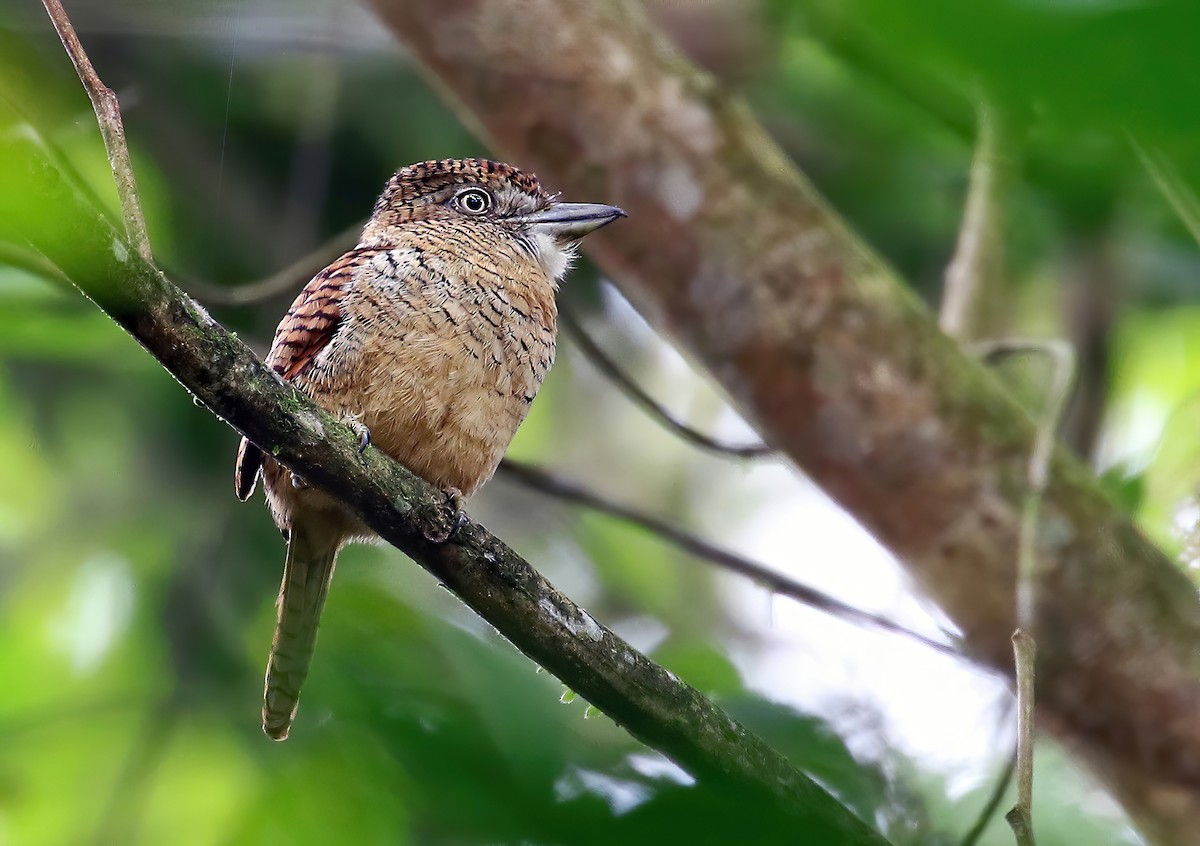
3,0,1196,843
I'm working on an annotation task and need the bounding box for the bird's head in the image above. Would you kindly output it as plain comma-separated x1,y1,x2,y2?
360,158,625,282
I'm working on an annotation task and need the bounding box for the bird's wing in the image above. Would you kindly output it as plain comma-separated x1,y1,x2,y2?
266,251,362,380
234,251,364,501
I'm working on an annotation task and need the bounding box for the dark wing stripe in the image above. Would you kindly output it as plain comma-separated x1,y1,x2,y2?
266,253,360,382
234,250,363,500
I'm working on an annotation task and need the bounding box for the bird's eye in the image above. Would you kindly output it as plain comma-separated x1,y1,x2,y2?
455,188,492,215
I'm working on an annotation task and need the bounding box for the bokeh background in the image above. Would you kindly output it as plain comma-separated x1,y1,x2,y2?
4,1,1200,843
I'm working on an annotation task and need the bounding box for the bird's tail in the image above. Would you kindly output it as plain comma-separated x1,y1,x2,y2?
263,524,341,741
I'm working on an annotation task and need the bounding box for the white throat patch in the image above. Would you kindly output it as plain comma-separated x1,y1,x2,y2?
530,231,577,285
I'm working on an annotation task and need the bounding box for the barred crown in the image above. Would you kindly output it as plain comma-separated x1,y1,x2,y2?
374,158,545,214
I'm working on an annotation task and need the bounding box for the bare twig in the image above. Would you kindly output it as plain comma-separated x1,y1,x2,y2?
185,219,364,306
972,338,1073,846
940,99,1058,846
1006,630,1037,846
560,303,774,458
940,98,1011,339
1005,810,1035,846
499,458,964,661
972,339,1075,628
41,0,152,264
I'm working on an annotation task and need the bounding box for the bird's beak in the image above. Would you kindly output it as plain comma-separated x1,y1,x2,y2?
517,202,626,242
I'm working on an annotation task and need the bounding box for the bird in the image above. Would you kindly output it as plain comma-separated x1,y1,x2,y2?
233,158,625,740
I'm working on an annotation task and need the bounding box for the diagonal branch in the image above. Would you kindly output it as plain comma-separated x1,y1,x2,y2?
499,458,964,661
184,220,364,306
42,0,152,264
559,303,774,458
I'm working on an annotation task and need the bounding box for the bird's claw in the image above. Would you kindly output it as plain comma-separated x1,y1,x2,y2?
289,471,310,490
345,417,372,454
421,486,467,543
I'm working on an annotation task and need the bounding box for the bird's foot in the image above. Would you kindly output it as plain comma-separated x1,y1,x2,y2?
421,486,468,543
343,415,372,454
290,471,310,490
445,487,469,538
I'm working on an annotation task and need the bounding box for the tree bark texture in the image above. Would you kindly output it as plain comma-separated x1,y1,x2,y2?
367,0,1200,840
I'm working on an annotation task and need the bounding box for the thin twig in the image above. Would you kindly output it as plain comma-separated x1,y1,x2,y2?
971,338,1073,846
559,303,774,459
972,339,1075,630
940,99,1057,846
41,0,152,264
1006,630,1037,846
185,219,364,306
959,750,1016,846
498,458,965,661
940,98,1010,339
1005,809,1035,846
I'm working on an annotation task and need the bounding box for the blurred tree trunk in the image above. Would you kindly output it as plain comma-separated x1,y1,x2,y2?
367,0,1200,842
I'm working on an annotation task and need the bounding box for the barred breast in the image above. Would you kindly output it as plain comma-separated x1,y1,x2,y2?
291,234,555,499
